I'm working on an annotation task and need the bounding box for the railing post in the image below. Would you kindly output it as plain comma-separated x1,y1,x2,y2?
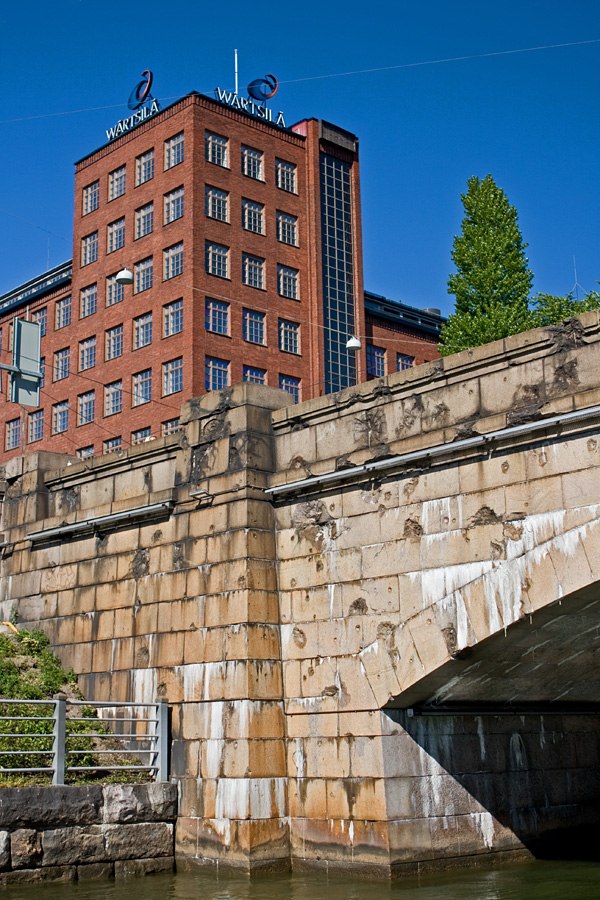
52,693,66,786
155,700,169,782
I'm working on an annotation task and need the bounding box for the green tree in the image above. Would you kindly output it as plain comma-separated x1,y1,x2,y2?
440,174,533,356
530,290,600,327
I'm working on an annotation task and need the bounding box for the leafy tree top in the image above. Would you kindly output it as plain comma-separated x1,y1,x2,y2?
448,174,533,316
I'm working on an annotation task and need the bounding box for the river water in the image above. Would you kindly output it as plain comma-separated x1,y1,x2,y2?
1,862,600,900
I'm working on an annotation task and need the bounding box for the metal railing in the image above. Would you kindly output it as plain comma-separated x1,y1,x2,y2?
0,698,169,784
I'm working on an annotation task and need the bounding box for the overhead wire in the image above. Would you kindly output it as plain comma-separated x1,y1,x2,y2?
0,38,598,125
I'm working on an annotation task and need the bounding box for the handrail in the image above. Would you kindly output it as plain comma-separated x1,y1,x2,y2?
0,698,169,784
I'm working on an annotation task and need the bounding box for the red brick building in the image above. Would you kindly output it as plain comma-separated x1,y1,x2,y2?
0,89,443,459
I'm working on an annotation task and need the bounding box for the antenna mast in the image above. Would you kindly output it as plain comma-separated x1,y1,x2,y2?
234,49,238,95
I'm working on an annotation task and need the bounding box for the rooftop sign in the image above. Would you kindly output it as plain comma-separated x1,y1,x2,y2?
214,74,286,128
106,71,161,142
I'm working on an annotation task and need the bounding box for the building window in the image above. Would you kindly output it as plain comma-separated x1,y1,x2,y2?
164,242,184,280
32,307,47,337
163,358,183,395
205,242,228,278
53,401,69,434
164,186,184,224
132,427,152,445
277,211,297,246
241,146,263,180
6,418,20,450
39,358,45,389
243,309,265,345
397,353,414,371
164,299,183,337
366,345,386,378
108,165,126,200
205,298,229,335
277,265,298,300
78,391,95,426
205,357,229,391
243,365,266,384
77,445,94,459
81,232,98,266
107,218,125,254
205,131,228,167
276,159,297,193
134,257,153,293
106,324,124,361
135,203,154,239
105,380,122,416
133,369,152,406
83,180,100,215
279,319,300,354
165,132,184,169
55,296,71,330
79,337,96,371
54,347,70,381
106,273,124,306
162,418,181,435
242,254,264,289
28,410,43,443
242,199,264,234
104,437,122,454
279,374,300,403
80,284,97,319
205,186,228,222
134,312,153,349
136,149,154,186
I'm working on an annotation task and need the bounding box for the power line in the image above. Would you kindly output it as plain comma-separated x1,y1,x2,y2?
1,38,598,126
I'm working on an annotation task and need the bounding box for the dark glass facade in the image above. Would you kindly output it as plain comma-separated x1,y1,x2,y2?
319,154,356,393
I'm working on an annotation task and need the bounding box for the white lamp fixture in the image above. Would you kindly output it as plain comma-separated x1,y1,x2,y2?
115,267,134,285
346,335,362,350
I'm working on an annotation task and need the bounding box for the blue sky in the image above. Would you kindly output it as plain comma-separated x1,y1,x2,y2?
0,0,598,316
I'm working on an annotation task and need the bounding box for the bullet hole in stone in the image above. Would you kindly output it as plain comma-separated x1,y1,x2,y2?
588,439,597,452
291,578,297,588
349,598,368,615
292,627,307,648
403,518,423,541
308,667,314,677
538,452,548,467
501,462,510,473
152,530,162,543
316,560,324,571
426,618,432,626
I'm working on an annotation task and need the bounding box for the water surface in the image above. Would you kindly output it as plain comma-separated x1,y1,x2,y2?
2,861,600,900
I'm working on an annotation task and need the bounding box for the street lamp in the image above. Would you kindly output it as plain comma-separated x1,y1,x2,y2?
115,267,134,285
346,335,362,350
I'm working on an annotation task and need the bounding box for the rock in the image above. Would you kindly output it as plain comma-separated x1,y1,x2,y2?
0,865,76,884
0,786,103,829
10,829,42,868
102,822,174,860
77,862,114,880
114,856,174,878
42,826,105,866
102,783,178,824
0,831,9,871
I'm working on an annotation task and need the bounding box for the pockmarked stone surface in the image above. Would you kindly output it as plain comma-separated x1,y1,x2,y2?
2,316,600,876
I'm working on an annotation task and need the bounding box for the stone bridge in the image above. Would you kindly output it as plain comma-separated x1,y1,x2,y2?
1,311,600,877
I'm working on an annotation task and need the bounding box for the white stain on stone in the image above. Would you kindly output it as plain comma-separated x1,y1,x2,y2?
215,777,286,819
473,810,495,849
205,701,225,779
510,733,527,770
421,497,452,534
476,716,486,761
131,667,156,704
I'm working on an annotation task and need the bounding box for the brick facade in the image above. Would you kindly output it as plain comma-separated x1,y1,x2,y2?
0,91,442,461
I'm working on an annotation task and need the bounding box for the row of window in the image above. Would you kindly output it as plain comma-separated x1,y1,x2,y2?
50,302,298,388
366,345,415,377
82,134,184,213
204,245,299,297
33,295,182,342
82,134,297,217
6,415,182,453
205,188,298,242
205,360,300,401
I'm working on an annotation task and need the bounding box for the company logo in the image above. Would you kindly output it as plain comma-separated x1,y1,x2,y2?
247,74,278,101
106,70,161,142
128,70,154,110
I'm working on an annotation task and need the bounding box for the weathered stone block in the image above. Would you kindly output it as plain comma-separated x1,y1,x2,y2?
42,826,105,866
0,832,9,871
102,822,174,860
102,784,178,824
114,856,174,878
76,862,114,880
11,828,42,868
